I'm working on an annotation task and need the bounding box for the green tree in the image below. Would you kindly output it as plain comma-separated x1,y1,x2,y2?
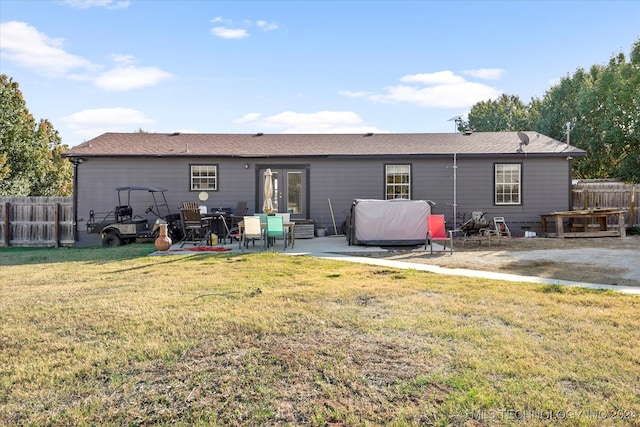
32,119,74,196
534,40,640,181
590,43,640,182
0,75,72,196
466,94,532,132
464,38,639,182
533,68,587,142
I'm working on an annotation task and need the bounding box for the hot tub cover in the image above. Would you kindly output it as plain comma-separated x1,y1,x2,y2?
349,199,431,246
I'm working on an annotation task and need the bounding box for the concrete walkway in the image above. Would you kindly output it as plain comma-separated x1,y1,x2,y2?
312,253,640,295
152,236,640,295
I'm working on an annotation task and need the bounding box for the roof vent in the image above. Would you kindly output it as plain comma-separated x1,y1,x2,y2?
254,132,264,137
171,132,181,136
463,129,473,135
364,132,374,137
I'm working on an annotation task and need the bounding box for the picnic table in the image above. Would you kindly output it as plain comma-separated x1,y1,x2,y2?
540,208,627,238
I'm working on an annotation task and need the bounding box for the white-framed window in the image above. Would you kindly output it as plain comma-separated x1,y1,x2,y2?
495,163,521,205
385,164,411,200
190,164,217,191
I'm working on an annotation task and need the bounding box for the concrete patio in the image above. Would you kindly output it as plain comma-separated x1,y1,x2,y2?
151,235,438,257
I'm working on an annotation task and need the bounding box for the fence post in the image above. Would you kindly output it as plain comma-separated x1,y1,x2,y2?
55,203,60,248
3,203,9,247
631,185,636,227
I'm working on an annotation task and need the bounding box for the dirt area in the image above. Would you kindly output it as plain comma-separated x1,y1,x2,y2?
376,235,640,288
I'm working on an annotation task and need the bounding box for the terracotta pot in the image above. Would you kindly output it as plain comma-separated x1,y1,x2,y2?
154,223,172,251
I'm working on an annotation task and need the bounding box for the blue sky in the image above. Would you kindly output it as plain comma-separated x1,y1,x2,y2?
1,0,638,147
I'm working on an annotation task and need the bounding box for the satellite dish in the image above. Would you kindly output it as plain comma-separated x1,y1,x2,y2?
517,132,530,145
448,114,464,133
198,191,209,202
516,132,530,153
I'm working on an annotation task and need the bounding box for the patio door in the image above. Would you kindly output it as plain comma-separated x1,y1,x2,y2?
258,166,307,219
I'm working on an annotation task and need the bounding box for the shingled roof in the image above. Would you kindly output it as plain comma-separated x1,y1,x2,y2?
62,132,586,158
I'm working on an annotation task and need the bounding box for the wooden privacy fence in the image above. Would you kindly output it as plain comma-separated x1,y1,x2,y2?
0,197,74,247
572,181,638,227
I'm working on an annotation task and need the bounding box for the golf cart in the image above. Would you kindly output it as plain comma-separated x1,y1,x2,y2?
87,186,183,247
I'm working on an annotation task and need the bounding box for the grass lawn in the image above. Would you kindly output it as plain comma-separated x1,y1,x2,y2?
1,244,639,426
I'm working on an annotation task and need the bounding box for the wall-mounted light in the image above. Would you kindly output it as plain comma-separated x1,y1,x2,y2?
244,163,249,169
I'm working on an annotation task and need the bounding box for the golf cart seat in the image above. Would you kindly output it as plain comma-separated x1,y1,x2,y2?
115,205,133,221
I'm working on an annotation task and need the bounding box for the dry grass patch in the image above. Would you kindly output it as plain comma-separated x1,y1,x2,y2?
1,245,639,426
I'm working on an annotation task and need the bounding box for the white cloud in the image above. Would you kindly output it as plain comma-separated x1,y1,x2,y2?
372,81,502,108
94,64,173,91
235,111,388,134
62,107,155,138
0,21,97,76
345,70,503,109
257,20,279,31
210,16,279,39
61,0,130,9
233,113,263,124
211,27,249,39
109,54,136,65
338,90,373,98
400,71,466,85
462,68,505,80
0,22,172,91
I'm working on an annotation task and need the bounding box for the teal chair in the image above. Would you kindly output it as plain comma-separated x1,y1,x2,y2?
266,215,288,250
253,213,268,224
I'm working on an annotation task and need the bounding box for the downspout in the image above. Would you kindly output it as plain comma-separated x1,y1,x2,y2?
69,157,81,244
567,156,574,211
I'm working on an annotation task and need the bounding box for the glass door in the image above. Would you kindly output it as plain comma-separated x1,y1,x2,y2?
259,167,306,219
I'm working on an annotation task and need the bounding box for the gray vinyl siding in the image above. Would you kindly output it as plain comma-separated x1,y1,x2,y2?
73,155,573,245
303,156,571,234
310,159,384,231
75,157,259,245
450,157,571,231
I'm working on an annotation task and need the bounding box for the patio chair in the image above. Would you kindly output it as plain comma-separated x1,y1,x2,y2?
275,212,290,223
179,208,211,247
254,213,268,223
276,213,292,246
181,201,200,210
241,216,266,251
225,201,248,231
493,217,511,237
266,215,288,250
425,214,453,254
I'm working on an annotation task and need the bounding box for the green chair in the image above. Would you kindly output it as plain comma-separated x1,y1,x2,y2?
266,215,288,250
253,213,268,224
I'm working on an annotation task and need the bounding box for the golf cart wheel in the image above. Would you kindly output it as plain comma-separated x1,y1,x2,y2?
102,231,123,247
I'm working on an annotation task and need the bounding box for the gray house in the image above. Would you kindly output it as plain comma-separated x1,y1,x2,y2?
63,131,585,246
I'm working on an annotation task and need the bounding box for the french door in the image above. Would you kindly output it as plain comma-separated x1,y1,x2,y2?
258,166,307,219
